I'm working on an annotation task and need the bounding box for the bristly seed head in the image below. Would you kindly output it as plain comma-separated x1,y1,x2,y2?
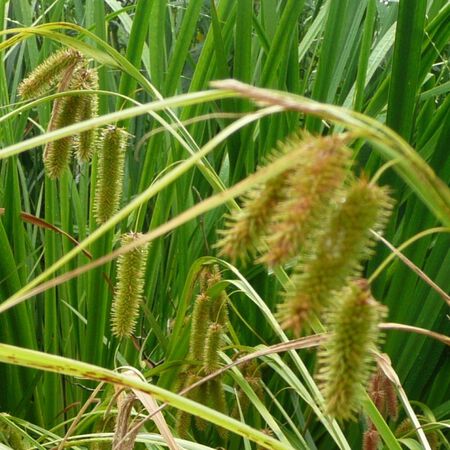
317,279,387,421
94,126,128,224
18,48,83,99
43,65,100,178
111,232,149,338
71,67,100,162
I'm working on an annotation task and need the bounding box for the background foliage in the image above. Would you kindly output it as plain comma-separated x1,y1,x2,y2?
0,0,449,448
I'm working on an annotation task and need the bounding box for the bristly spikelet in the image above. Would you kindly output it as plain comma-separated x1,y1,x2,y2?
111,232,149,338
278,178,393,334
72,68,99,162
43,65,96,178
203,323,223,374
317,279,387,420
215,172,288,264
43,92,83,179
363,427,379,450
187,293,211,362
259,135,351,267
94,126,128,224
18,48,82,99
369,363,398,420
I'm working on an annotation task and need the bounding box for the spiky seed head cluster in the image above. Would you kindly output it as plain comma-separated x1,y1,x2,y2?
176,265,229,438
216,133,351,266
317,279,387,420
259,135,351,267
19,48,100,178
44,66,100,178
187,267,229,364
111,232,149,338
278,178,393,333
94,126,128,224
18,48,82,99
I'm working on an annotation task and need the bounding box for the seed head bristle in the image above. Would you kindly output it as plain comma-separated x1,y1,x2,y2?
94,126,128,224
317,279,387,420
18,48,82,99
111,232,149,338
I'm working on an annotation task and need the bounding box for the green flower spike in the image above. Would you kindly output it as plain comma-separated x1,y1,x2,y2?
317,279,387,421
111,232,149,338
216,171,287,264
18,48,82,99
94,126,128,224
203,323,223,374
187,293,211,362
43,65,99,178
259,135,351,267
43,94,82,179
72,68,99,162
279,178,393,334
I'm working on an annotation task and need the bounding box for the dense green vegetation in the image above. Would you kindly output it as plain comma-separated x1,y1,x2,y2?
0,0,449,449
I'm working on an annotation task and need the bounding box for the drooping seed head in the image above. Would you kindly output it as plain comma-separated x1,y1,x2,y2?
363,428,379,450
94,126,128,224
207,379,228,438
188,293,211,362
18,48,83,99
317,279,387,420
111,232,149,338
